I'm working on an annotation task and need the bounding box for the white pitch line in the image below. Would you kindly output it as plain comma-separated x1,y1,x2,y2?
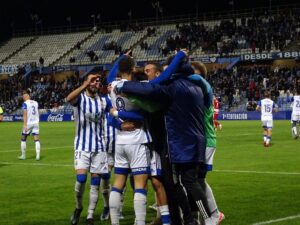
217,133,254,137
214,169,300,175
252,214,300,225
0,146,73,153
0,161,299,176
0,161,72,167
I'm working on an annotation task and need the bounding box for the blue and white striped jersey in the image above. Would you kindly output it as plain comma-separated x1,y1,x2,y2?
102,95,116,154
73,92,110,152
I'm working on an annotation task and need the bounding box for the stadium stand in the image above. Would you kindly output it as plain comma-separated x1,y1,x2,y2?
1,7,300,115
3,32,91,66
0,36,35,63
56,29,148,65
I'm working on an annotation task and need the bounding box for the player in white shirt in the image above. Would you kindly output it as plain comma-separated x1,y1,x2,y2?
108,54,151,225
67,73,110,225
291,87,300,139
18,89,41,160
256,91,278,147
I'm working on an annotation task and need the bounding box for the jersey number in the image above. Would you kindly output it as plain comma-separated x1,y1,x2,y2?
264,105,271,113
75,151,81,160
296,100,300,107
32,106,36,115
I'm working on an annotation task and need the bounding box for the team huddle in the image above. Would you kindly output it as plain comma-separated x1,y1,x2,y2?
16,50,300,225
65,50,224,225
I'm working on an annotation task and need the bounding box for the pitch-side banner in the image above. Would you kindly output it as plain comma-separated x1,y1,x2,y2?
3,114,74,122
219,111,291,120
0,65,18,74
240,51,300,61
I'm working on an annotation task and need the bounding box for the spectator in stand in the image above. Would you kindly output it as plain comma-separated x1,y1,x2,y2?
39,56,44,66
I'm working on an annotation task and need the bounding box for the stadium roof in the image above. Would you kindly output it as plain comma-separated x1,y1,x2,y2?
0,0,299,42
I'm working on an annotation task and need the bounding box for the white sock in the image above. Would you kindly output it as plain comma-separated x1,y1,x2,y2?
21,141,26,156
155,195,161,218
35,141,41,158
205,217,215,225
204,181,219,218
101,178,110,208
158,205,170,225
134,191,147,225
120,187,126,214
292,127,298,136
109,189,122,225
87,185,99,219
75,181,86,209
263,135,267,142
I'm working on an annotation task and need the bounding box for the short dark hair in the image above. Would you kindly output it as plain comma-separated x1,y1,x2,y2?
84,73,100,81
163,54,193,75
164,55,175,67
191,61,207,77
132,70,148,81
118,56,135,74
164,54,189,68
23,88,31,95
264,90,271,98
145,62,163,73
85,66,103,78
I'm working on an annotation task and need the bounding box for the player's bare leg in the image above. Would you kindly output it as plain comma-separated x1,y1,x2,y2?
148,177,170,225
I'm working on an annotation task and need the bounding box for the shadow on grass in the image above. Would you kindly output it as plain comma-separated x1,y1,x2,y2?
18,215,138,225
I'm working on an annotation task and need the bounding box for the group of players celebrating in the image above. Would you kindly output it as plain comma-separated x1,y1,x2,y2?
16,49,300,225
66,49,224,225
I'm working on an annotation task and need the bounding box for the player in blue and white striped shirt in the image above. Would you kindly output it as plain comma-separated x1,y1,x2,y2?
67,73,110,225
99,94,117,221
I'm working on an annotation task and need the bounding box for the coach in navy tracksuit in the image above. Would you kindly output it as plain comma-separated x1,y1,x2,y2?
117,65,211,225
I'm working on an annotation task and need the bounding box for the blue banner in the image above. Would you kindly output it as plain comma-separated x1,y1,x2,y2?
240,51,300,61
219,111,292,120
0,64,18,74
4,112,292,122
3,114,74,122
40,114,74,122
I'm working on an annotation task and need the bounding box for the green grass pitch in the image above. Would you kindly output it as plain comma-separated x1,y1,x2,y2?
0,121,300,225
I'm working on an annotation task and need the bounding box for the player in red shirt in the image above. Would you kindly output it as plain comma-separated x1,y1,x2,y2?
213,96,222,130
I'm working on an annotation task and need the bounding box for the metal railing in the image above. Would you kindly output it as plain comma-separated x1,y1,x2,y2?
13,3,300,37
